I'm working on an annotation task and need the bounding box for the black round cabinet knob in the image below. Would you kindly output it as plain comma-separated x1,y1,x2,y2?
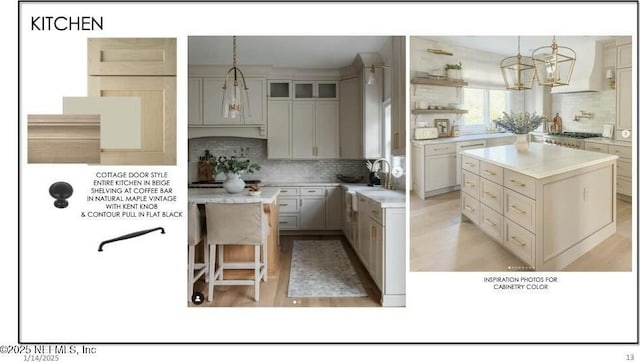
49,181,73,209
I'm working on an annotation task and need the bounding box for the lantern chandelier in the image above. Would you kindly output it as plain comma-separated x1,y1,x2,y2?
500,36,537,91
222,36,251,119
531,36,576,87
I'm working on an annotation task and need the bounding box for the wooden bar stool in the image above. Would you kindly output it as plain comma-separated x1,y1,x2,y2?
188,202,208,302
205,202,269,302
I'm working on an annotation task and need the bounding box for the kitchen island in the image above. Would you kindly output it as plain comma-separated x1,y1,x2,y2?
460,143,618,270
188,187,281,278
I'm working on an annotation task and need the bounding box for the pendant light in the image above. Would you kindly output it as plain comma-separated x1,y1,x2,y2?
531,36,576,87
500,36,536,90
222,36,251,119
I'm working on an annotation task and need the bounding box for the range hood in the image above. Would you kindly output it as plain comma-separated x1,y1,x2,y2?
551,40,604,94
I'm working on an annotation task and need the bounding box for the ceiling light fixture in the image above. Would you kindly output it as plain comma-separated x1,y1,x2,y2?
531,36,576,87
500,36,537,91
222,36,251,119
365,64,390,86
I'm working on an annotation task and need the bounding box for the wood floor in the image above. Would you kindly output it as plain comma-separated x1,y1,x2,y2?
410,190,632,272
190,234,381,307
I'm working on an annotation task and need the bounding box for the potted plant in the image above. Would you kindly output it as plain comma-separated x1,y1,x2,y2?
492,112,546,152
214,148,261,193
445,62,463,80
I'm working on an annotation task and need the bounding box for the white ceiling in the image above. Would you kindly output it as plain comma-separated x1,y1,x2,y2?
188,36,390,68
421,36,618,55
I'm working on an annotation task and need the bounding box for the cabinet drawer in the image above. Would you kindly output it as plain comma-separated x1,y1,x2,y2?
278,215,299,230
461,170,480,199
369,201,383,224
584,143,608,153
461,155,480,174
425,143,456,156
617,175,632,196
609,145,632,159
503,218,534,266
504,189,536,233
300,187,324,196
279,187,299,196
480,178,503,213
617,159,631,177
504,169,536,199
480,204,502,242
480,161,503,185
461,193,479,224
278,197,299,213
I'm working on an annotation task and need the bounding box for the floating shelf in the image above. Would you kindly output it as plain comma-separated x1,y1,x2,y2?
411,109,468,115
411,77,468,87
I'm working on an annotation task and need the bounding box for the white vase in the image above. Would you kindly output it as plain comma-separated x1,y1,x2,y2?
223,172,245,193
515,134,529,152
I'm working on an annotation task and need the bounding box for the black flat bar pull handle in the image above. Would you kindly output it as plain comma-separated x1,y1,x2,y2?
98,227,165,252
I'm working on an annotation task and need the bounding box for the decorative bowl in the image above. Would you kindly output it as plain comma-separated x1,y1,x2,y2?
249,190,262,196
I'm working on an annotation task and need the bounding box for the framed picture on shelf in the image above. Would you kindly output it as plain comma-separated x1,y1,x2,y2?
435,119,450,137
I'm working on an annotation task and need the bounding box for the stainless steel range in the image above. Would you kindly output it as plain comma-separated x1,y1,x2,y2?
531,132,601,149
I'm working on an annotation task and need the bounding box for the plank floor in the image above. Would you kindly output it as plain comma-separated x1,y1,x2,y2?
410,190,632,272
190,234,381,307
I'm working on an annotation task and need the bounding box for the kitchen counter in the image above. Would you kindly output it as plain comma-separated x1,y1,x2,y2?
583,137,632,147
412,132,513,145
188,187,280,204
264,181,341,187
341,184,406,208
461,143,618,179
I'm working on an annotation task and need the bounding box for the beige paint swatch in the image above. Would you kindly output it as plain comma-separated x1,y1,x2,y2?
63,96,141,150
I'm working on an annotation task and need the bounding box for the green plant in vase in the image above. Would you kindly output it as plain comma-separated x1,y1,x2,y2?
492,112,546,152
214,148,261,193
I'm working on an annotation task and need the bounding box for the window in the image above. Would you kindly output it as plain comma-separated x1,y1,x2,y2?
463,88,508,132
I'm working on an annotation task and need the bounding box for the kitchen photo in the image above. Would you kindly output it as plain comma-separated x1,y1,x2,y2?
410,36,633,272
187,36,407,307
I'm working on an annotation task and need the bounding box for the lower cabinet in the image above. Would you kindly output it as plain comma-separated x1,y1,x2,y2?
356,194,406,306
277,185,342,231
584,141,632,198
460,154,616,270
300,196,325,230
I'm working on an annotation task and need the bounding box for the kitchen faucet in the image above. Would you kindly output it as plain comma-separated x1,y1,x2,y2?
372,158,393,190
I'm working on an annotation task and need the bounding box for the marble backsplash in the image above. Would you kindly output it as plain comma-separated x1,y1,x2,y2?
189,137,407,189
189,137,370,184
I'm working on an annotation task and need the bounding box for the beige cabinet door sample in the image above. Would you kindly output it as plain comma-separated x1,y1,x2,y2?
63,97,142,150
88,38,176,76
88,76,176,165
28,114,100,163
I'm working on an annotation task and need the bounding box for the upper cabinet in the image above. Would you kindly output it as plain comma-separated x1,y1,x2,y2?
338,53,385,160
293,81,339,100
390,36,406,156
88,38,176,76
615,37,632,142
268,80,292,99
189,76,266,127
266,75,340,159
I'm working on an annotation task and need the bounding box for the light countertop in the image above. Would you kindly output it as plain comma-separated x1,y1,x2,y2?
583,137,632,147
188,187,280,204
264,182,342,187
341,184,406,208
461,143,618,179
412,132,513,145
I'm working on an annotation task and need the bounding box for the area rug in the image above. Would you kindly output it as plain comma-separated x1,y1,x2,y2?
288,240,367,298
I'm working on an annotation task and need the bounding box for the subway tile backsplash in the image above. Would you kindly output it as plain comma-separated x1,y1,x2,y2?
189,137,370,184
552,89,616,133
